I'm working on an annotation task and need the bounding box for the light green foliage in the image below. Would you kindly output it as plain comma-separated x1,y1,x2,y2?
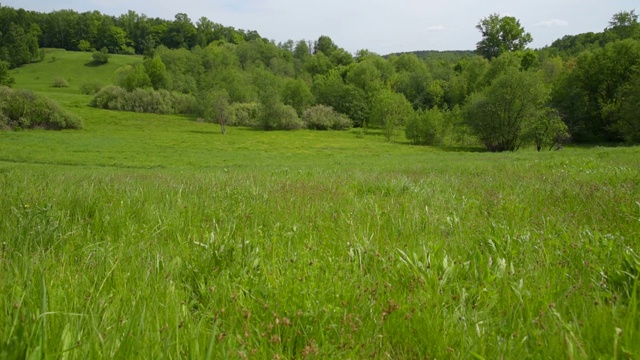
0,86,83,130
77,39,92,52
464,68,552,152
282,78,315,116
52,77,69,88
144,56,169,90
370,89,414,141
476,14,533,59
115,63,152,91
302,105,352,130
405,107,445,145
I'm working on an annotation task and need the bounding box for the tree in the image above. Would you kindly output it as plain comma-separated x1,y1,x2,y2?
612,71,640,143
144,56,169,90
524,108,570,151
0,60,15,86
370,89,413,141
464,68,553,152
116,63,152,91
476,14,532,59
200,90,232,134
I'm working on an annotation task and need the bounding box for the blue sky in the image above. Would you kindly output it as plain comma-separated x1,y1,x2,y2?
3,0,636,54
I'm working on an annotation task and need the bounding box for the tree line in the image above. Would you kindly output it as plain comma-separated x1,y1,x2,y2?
1,4,639,150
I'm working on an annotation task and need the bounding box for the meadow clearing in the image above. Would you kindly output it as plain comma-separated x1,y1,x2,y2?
1,50,639,359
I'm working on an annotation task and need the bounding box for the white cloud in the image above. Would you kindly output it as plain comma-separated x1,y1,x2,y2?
534,19,569,27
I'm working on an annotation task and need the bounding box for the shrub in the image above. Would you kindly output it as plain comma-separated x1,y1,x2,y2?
230,103,259,127
91,48,110,65
303,105,352,130
79,81,104,95
52,77,69,88
0,86,83,130
91,85,197,115
405,107,445,145
258,101,303,130
0,61,15,87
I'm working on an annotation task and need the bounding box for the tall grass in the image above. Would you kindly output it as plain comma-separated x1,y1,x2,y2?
1,144,639,358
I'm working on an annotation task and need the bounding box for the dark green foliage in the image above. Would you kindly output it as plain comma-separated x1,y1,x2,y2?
612,71,640,143
464,68,552,152
91,85,196,114
0,86,83,130
302,105,352,130
0,61,15,87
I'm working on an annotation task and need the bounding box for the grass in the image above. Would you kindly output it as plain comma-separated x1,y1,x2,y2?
1,50,640,359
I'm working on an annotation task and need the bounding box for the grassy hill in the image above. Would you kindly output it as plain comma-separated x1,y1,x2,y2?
1,51,640,359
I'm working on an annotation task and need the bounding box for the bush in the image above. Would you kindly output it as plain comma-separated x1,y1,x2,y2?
0,86,83,130
91,48,110,65
303,105,352,130
91,85,197,115
405,107,445,145
258,101,303,130
229,103,259,127
52,77,69,88
79,81,104,95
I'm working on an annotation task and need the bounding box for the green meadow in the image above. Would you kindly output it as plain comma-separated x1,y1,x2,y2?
1,50,640,359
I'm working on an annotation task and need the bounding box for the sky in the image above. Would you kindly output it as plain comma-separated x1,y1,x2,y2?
3,0,636,54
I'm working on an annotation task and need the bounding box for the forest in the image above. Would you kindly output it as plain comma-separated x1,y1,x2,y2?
1,5,640,150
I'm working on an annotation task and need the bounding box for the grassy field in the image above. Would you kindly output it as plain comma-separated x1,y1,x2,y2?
1,51,640,359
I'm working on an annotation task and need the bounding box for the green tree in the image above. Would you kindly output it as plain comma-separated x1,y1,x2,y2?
144,56,169,90
282,78,315,116
0,60,15,86
116,63,152,91
464,68,553,152
612,71,640,143
405,107,445,145
199,90,232,134
370,89,414,141
476,14,532,59
524,108,570,151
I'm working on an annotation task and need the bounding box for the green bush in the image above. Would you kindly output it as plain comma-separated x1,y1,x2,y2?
229,103,260,127
258,101,303,130
302,105,352,130
0,86,83,130
52,77,69,88
79,81,104,95
405,107,445,145
91,48,110,65
91,85,197,115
